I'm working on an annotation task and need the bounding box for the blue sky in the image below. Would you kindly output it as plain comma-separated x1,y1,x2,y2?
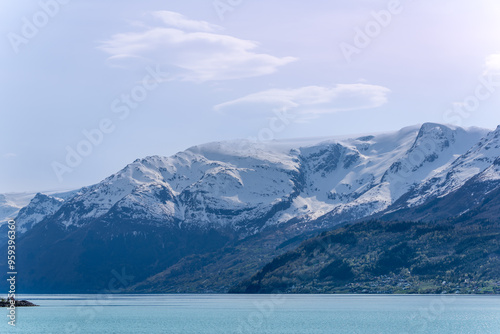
1,0,500,193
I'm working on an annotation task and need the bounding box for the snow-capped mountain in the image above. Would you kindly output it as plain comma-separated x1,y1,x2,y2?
281,123,489,225
389,125,500,209
0,190,77,226
6,122,500,293
14,193,65,233
40,141,303,235
0,193,38,224
372,125,500,222
10,123,493,236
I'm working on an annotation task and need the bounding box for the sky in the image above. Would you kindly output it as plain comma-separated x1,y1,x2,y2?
1,0,500,193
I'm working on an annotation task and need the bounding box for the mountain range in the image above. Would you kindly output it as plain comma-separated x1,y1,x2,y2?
1,123,500,293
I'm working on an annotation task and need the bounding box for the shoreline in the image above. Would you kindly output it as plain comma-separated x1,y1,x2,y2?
0,299,38,307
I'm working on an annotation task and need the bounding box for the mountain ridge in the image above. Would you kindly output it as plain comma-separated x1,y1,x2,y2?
2,122,500,293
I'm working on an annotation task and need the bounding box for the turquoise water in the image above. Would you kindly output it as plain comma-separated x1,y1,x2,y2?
2,294,499,333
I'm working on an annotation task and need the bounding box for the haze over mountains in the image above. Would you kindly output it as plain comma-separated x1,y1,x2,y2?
2,123,500,293
1,193,41,225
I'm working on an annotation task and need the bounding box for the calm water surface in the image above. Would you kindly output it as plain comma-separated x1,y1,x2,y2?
2,294,499,333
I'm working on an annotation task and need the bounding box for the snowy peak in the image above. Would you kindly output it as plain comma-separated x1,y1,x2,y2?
407,123,488,165
410,123,458,156
0,191,74,225
398,125,499,207
106,183,177,223
41,140,304,231
186,140,298,168
9,123,500,236
15,193,65,233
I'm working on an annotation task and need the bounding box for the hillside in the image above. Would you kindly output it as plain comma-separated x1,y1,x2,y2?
231,219,500,294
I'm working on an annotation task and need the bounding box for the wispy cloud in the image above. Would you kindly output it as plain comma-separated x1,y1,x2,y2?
99,11,296,82
214,84,391,117
3,153,17,159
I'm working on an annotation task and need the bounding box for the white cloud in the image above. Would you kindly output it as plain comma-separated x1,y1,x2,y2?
3,153,17,159
214,84,391,116
99,11,296,82
484,53,500,75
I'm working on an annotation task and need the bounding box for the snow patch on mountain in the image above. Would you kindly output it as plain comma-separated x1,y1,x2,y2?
14,194,64,233
11,123,497,236
405,125,500,206
0,190,77,227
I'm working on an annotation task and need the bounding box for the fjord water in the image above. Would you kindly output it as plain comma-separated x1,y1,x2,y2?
3,295,500,333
